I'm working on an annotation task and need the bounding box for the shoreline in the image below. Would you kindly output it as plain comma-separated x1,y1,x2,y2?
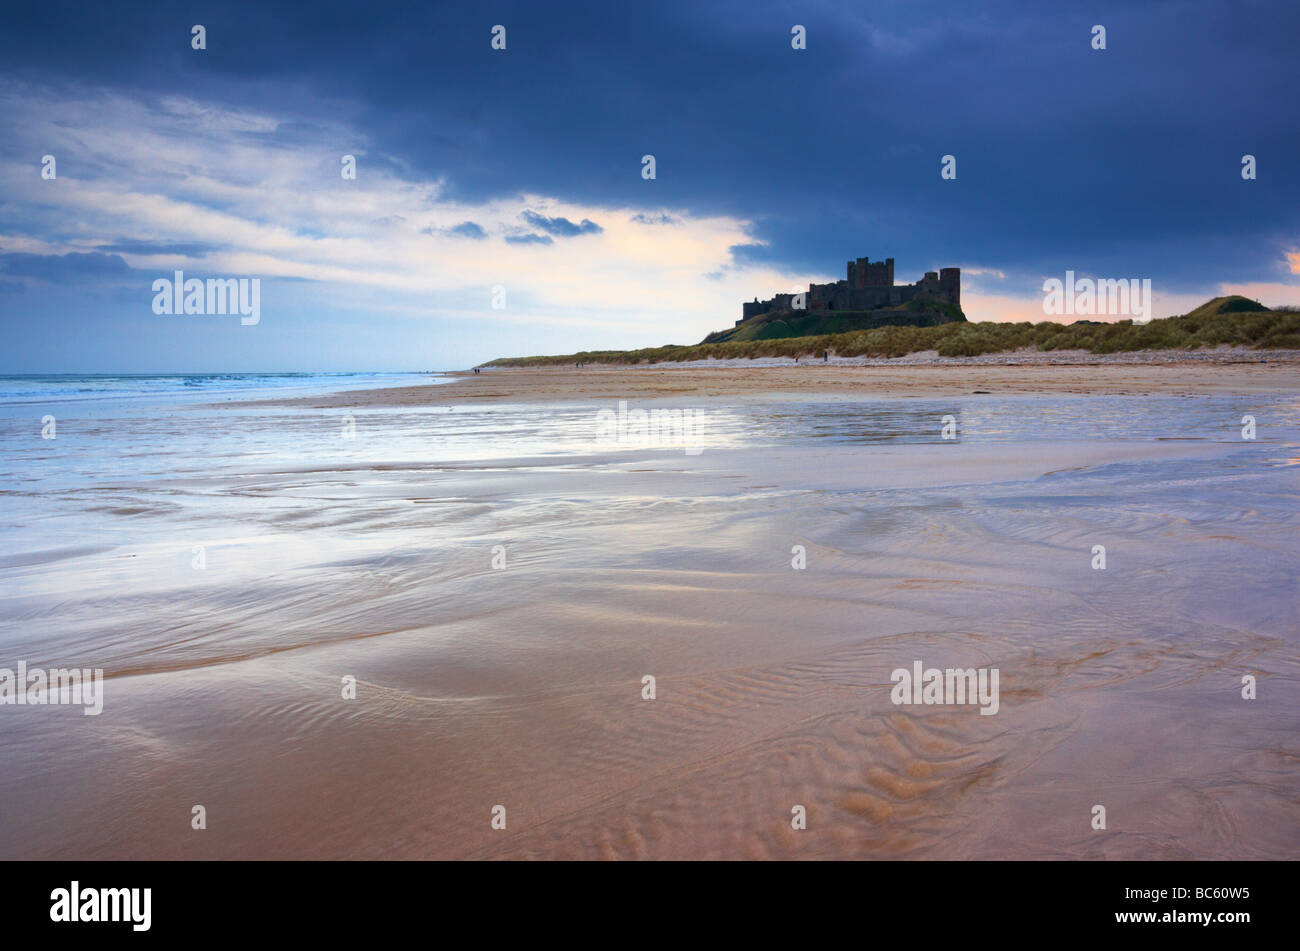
243,348,1300,408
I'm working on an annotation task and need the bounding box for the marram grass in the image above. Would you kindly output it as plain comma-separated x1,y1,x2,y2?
484,297,1300,367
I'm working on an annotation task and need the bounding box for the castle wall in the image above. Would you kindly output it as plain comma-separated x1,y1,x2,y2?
808,281,839,310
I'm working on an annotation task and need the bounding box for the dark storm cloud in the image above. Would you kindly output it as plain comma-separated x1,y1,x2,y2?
1,0,1298,292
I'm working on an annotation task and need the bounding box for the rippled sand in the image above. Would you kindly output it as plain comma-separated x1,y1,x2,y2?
1,382,1297,859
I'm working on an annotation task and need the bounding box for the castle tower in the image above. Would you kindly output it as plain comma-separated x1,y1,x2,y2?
848,256,894,288
939,267,960,309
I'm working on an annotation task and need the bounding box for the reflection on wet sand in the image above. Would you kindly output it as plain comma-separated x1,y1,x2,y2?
0,391,1296,858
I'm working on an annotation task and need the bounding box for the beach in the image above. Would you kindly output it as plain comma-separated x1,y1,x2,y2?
1,361,1297,859
257,350,1300,409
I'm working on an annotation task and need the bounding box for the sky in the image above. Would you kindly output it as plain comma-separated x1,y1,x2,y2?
1,0,1297,372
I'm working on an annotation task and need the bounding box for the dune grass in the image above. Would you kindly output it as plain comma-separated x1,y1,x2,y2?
483,297,1300,367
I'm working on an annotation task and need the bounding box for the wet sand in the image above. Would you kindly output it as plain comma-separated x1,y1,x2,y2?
1,368,1297,860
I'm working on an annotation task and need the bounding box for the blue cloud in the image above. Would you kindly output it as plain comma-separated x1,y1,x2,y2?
521,211,602,238
449,221,487,239
421,221,489,239
632,213,676,225
505,234,554,246
97,240,221,256
0,251,134,281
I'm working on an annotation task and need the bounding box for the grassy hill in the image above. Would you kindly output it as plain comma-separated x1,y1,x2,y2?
1184,295,1271,318
483,296,1300,367
703,299,964,343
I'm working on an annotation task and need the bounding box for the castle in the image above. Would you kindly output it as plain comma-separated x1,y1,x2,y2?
740,256,961,324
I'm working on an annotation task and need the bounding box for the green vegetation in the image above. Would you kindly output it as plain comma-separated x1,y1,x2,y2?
483,296,1300,367
703,299,964,343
